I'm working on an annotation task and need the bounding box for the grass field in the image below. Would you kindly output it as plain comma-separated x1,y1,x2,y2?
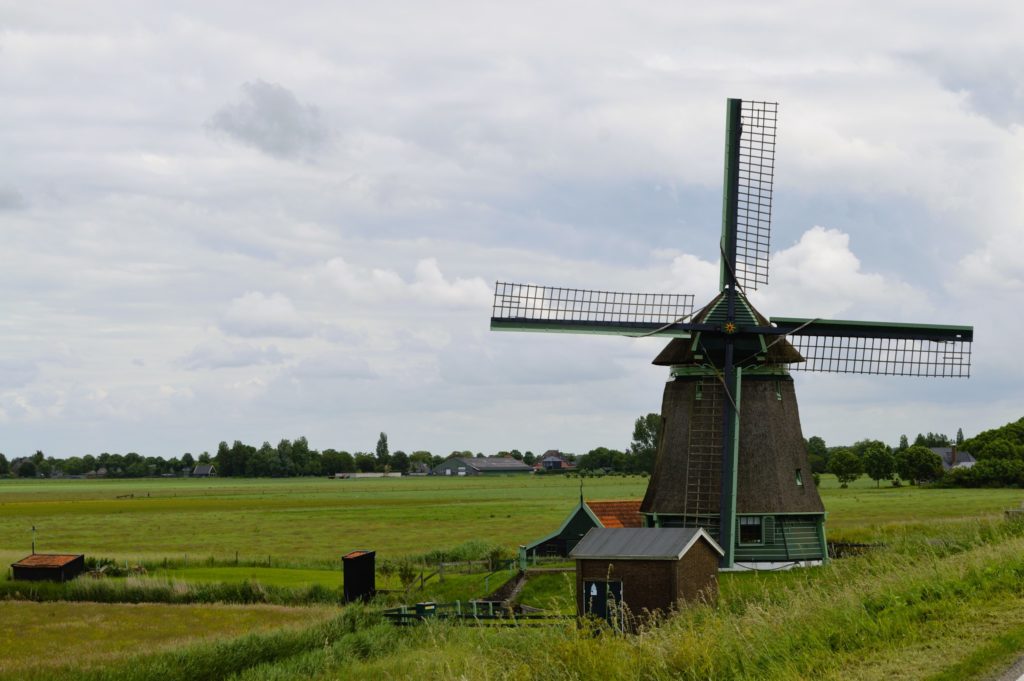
3,475,1023,565
0,601,333,679
4,474,1024,680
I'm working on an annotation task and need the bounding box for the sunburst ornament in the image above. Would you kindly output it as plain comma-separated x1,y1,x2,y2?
723,321,737,334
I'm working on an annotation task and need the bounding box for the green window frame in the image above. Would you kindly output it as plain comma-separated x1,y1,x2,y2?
738,516,763,545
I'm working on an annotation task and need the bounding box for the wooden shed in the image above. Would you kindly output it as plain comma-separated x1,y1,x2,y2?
570,528,723,624
11,554,85,582
342,550,376,603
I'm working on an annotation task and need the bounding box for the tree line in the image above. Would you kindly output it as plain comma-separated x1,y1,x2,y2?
809,419,1024,488
0,415,666,480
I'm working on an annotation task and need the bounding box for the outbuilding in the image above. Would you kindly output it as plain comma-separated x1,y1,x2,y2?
520,498,643,564
431,457,533,476
342,550,376,602
11,554,85,582
570,527,723,625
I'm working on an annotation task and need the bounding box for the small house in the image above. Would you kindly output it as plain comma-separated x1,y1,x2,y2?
192,464,217,477
570,527,723,625
536,450,575,472
11,554,86,582
930,445,976,470
520,498,642,563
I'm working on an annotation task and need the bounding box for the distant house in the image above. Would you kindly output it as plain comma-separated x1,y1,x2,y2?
11,554,85,582
192,464,217,477
520,498,643,563
537,450,575,472
929,446,976,470
432,457,533,476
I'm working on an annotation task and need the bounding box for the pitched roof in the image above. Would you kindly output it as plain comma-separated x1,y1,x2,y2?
570,527,724,560
929,447,976,470
586,500,643,528
450,457,533,472
193,464,215,475
12,554,83,568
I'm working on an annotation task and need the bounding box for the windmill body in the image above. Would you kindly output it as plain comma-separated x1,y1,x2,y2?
491,98,973,569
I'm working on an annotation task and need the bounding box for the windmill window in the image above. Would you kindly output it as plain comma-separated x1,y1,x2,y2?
795,469,804,486
739,516,763,544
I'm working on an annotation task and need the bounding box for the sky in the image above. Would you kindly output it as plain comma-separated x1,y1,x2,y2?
1,2,1022,459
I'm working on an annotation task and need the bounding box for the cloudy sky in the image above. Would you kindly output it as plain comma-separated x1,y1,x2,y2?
1,2,1022,459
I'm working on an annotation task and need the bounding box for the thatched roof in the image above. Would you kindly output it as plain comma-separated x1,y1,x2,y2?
653,292,804,367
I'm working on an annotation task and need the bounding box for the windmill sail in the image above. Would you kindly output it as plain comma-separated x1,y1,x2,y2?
491,282,695,337
771,317,973,377
733,100,777,291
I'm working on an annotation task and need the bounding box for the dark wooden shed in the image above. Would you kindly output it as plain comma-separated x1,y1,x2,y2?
11,554,85,582
342,550,376,603
570,528,723,625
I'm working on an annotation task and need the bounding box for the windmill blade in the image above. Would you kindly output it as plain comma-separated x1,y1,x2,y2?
491,282,695,337
770,317,973,377
733,100,777,291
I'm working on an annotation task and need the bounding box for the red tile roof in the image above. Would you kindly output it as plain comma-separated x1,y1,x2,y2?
343,551,372,559
12,554,82,568
587,500,643,528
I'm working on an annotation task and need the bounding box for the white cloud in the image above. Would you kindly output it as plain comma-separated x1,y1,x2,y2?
323,256,490,309
221,292,313,338
750,226,929,320
179,338,288,370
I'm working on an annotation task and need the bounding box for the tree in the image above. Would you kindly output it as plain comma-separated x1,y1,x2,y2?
390,450,410,474
0,453,8,475
181,452,195,472
17,460,37,478
630,413,662,474
523,451,536,466
862,442,896,487
956,427,965,445
806,436,828,473
896,445,944,485
375,433,390,469
828,448,862,488
354,453,376,472
913,432,951,448
898,434,909,451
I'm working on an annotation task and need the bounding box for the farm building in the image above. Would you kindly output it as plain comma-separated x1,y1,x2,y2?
570,527,722,625
432,457,532,476
519,498,642,564
11,554,85,582
192,464,217,477
536,450,574,471
930,445,976,470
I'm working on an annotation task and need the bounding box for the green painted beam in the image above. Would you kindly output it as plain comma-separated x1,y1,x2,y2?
771,317,973,342
490,319,692,338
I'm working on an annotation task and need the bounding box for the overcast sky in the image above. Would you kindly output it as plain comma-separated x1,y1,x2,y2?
1,2,1022,459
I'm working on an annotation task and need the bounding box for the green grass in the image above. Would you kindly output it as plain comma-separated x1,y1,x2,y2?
153,566,346,588
0,476,650,564
6,475,1024,679
0,601,333,679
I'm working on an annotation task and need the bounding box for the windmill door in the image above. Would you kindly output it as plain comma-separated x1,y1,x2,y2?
583,579,623,625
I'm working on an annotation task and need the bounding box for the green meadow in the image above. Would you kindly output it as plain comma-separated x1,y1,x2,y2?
3,474,1024,680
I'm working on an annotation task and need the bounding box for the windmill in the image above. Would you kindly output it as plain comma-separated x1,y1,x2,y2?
490,98,973,569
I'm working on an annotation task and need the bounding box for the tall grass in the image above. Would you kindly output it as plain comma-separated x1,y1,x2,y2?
0,576,343,606
232,518,1024,681
7,607,383,681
